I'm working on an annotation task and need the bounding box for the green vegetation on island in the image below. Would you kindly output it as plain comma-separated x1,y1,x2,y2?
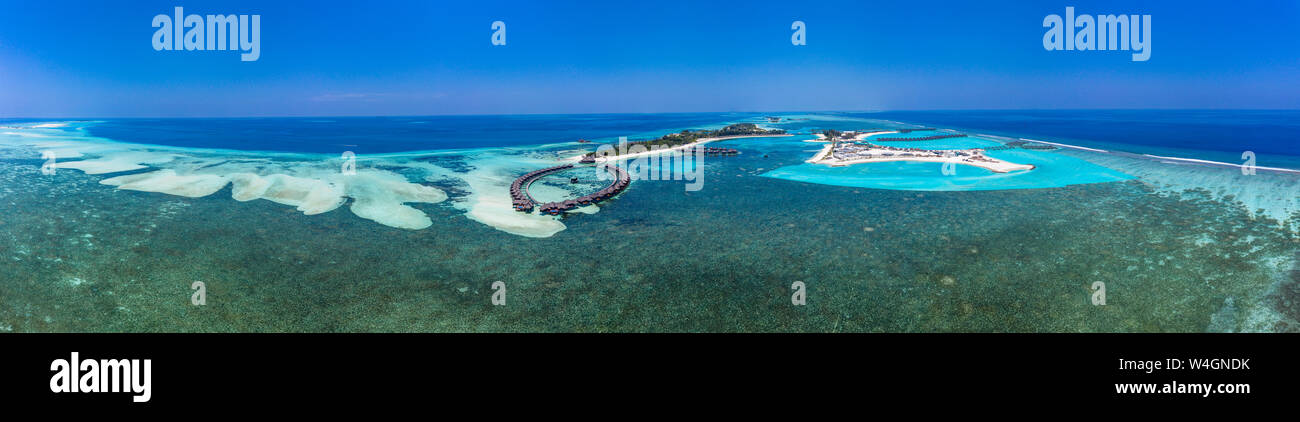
583,123,785,158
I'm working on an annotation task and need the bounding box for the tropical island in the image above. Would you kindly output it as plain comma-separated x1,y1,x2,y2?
808,130,1036,173
580,123,787,161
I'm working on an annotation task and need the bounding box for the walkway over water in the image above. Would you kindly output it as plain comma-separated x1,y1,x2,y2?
512,142,741,215
510,164,631,215
687,146,739,156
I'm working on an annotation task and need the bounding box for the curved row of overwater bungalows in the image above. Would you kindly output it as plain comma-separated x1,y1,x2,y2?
536,165,631,215
510,164,574,212
576,145,738,163
687,146,739,156
513,144,737,215
510,163,632,215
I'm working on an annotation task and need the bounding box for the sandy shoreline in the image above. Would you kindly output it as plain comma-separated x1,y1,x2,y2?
807,131,1034,173
806,144,834,163
821,155,1035,173
856,130,898,139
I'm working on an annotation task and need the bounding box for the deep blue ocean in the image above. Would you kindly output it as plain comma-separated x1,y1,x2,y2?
846,110,1300,165
24,110,1288,167
72,113,766,154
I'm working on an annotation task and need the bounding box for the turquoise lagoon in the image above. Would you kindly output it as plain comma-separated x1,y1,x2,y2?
0,112,1297,333
756,131,1134,191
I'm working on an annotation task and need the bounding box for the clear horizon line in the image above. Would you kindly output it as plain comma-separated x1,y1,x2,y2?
3,107,1299,120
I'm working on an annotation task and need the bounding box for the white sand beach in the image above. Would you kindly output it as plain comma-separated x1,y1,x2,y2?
807,131,1035,173
806,144,834,162
819,153,1035,173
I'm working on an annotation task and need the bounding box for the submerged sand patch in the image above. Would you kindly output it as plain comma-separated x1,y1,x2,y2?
61,152,178,175
448,158,568,238
0,122,578,235
101,170,229,198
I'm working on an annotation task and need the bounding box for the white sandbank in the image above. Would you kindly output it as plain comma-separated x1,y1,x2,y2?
1141,154,1300,175
60,152,177,174
229,173,345,215
344,171,446,229
453,165,567,238
102,170,230,198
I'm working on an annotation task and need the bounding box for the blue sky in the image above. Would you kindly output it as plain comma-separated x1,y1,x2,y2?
0,0,1296,117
